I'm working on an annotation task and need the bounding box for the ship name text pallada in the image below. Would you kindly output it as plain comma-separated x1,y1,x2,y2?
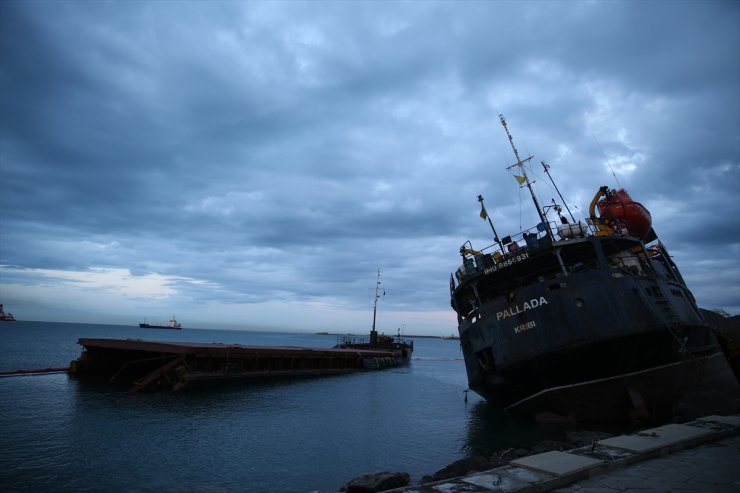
497,296,549,321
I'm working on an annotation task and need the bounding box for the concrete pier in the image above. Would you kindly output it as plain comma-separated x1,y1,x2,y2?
387,415,740,492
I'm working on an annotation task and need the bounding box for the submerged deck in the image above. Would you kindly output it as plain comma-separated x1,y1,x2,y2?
70,338,403,393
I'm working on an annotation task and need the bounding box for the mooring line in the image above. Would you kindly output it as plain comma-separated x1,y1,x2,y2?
0,368,69,377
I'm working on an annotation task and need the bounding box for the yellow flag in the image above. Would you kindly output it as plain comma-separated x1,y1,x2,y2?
479,205,488,220
514,175,526,185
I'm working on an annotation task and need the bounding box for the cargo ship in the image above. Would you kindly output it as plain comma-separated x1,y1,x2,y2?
139,316,182,330
449,115,739,421
335,270,413,366
0,304,17,322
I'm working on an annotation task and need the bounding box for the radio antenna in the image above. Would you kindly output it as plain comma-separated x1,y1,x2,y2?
541,161,575,222
592,135,622,188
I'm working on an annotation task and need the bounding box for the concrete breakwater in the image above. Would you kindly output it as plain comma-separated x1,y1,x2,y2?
337,414,739,493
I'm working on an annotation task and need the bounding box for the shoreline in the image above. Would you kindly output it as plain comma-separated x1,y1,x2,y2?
338,413,740,493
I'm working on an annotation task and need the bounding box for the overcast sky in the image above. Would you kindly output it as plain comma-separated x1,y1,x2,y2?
1,0,738,335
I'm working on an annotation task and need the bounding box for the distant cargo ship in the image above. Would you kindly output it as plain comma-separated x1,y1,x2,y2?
0,304,17,322
139,316,182,330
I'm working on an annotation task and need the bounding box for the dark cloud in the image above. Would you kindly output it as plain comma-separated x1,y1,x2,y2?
1,0,738,331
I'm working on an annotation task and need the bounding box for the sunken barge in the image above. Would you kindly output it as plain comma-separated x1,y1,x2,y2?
449,115,739,421
69,338,406,393
71,273,412,393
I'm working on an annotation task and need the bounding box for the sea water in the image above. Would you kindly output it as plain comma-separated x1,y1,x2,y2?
0,321,551,492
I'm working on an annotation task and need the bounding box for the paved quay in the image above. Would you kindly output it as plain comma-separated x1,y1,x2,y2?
386,415,740,493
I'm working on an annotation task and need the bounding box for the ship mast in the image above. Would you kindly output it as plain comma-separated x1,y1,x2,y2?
370,268,382,345
542,161,575,223
478,194,505,253
499,114,553,240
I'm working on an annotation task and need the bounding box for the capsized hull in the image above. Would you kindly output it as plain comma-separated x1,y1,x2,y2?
70,338,408,393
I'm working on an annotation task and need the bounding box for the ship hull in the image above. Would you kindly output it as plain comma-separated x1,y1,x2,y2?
461,324,738,422
453,234,739,421
502,352,737,422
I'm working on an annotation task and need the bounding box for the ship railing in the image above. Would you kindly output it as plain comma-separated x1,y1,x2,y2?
453,217,600,288
336,334,412,349
391,335,413,347
337,335,369,346
454,223,551,285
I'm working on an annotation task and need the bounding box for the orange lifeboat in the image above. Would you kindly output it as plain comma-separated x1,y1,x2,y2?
596,188,652,240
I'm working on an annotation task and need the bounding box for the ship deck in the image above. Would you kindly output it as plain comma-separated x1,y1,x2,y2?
70,338,402,393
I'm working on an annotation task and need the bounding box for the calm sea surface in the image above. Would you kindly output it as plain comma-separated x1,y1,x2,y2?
0,321,554,492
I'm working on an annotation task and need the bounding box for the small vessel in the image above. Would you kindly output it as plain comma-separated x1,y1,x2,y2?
449,115,739,421
0,304,17,322
139,316,182,330
335,269,413,366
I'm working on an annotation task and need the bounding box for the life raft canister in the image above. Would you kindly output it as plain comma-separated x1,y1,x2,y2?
596,188,652,240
